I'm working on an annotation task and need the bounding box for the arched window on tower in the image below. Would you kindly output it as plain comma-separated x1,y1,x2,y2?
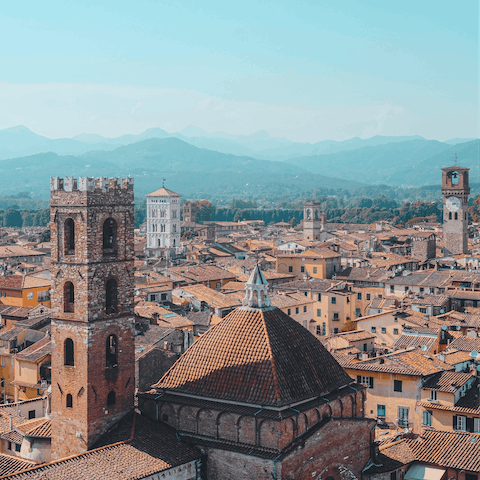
64,338,74,366
449,212,452,220
105,279,118,314
64,218,75,255
107,391,116,406
103,218,117,252
66,394,73,408
455,212,458,220
63,282,74,313
106,335,118,368
451,171,459,185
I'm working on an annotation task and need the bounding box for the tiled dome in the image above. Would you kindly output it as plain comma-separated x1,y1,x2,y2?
153,305,353,407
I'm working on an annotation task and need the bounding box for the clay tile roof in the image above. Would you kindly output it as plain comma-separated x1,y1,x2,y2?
448,336,480,352
15,418,51,438
146,186,181,197
4,413,200,480
0,455,37,477
154,305,353,407
422,370,473,392
15,337,51,363
406,430,480,472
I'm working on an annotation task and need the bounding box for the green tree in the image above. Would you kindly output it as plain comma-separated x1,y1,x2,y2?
4,209,23,227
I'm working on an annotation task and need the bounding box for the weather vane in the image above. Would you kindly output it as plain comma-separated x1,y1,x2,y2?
162,177,166,187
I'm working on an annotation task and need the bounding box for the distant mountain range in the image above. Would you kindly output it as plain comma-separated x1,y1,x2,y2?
282,139,480,186
0,138,362,200
0,125,477,162
0,126,477,200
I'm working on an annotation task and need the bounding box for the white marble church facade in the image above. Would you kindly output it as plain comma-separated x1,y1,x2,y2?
146,186,181,256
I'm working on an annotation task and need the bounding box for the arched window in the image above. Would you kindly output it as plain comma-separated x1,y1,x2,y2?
106,335,118,368
103,218,117,251
449,212,452,220
66,394,73,408
451,171,459,185
64,218,75,254
64,282,74,313
107,391,116,406
454,212,458,220
105,279,118,314
64,338,74,366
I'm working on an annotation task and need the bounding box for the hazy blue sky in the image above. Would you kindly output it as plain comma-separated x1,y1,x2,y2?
0,1,478,141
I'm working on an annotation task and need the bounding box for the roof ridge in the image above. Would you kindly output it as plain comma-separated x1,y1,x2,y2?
261,311,282,406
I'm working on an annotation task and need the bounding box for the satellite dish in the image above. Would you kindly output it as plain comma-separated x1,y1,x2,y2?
403,427,409,434
456,325,461,331
421,345,427,351
477,365,480,372
442,324,447,331
440,310,445,314
470,350,478,360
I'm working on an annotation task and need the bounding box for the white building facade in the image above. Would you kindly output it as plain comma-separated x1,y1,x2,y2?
146,186,181,256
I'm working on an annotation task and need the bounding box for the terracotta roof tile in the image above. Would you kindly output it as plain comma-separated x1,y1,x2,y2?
5,413,200,480
0,455,37,477
154,305,353,407
407,430,480,472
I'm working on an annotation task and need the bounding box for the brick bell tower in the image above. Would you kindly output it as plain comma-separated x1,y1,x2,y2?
303,201,325,241
50,176,135,460
441,165,470,255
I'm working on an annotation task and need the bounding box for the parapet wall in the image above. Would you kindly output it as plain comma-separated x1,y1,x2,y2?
50,177,134,206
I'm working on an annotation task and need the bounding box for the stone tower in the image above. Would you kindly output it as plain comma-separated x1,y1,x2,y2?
182,201,197,223
50,176,135,460
442,165,470,255
146,185,181,257
303,201,324,241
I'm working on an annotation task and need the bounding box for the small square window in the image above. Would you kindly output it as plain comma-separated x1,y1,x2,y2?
429,390,437,401
316,309,321,317
317,293,321,301
288,266,293,273
366,293,371,301
300,266,305,273
303,306,307,313
394,380,402,392
331,297,336,304
357,293,362,300
15,443,21,452
287,308,291,315
393,328,399,335
333,313,339,321
295,307,299,314
381,327,386,334
333,328,339,334
371,326,376,333
313,267,317,274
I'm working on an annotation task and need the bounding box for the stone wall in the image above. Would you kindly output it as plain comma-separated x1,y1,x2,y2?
50,177,136,460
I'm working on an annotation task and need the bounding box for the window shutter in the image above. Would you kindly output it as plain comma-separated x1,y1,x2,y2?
357,376,361,384
467,417,474,433
453,415,457,430
369,377,374,389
